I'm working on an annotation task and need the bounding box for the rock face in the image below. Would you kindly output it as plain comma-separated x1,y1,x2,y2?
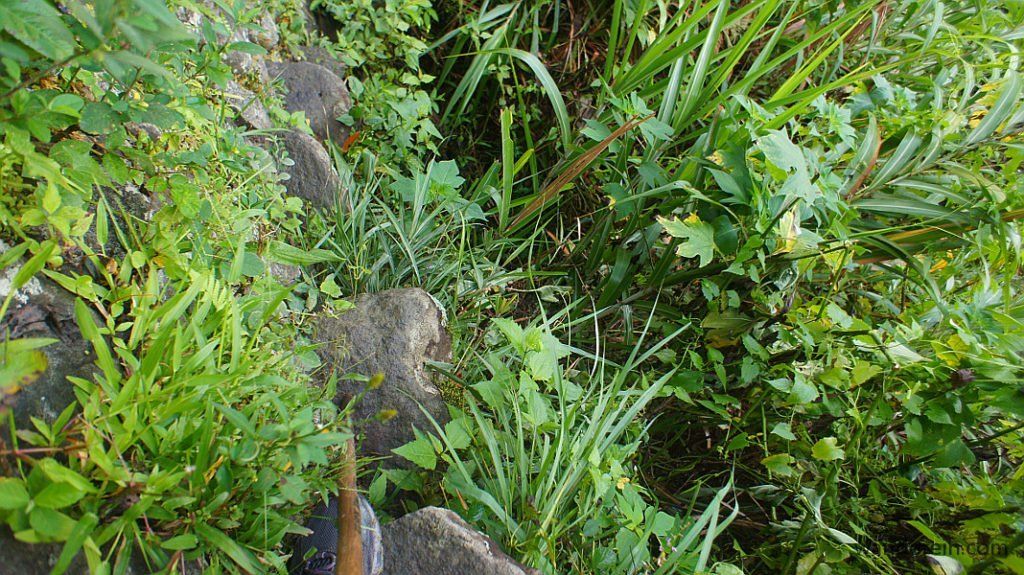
0,528,204,575
314,288,451,463
300,44,348,82
0,269,94,431
280,129,340,210
252,13,280,50
268,61,351,145
0,535,89,575
224,79,271,130
382,507,541,575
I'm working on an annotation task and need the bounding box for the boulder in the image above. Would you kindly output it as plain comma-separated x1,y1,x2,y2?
0,535,89,575
300,0,342,42
300,44,348,82
279,129,340,210
382,507,541,575
0,527,205,575
224,79,271,130
268,262,302,285
223,26,271,85
267,61,350,145
0,255,94,431
177,3,279,51
313,288,451,463
251,13,280,50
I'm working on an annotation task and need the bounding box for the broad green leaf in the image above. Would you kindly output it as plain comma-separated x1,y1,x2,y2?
29,507,76,539
0,342,50,394
443,418,472,450
491,318,525,350
79,102,118,135
659,216,717,267
0,478,30,509
393,435,437,470
788,377,819,404
34,483,86,509
0,0,76,61
226,41,267,55
811,437,846,461
770,422,797,441
762,453,796,477
37,458,97,493
758,129,805,173
472,379,506,409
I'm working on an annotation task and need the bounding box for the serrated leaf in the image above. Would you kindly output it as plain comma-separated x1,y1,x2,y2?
491,318,525,350
758,129,805,173
392,435,437,470
443,418,472,450
659,216,717,267
0,0,76,61
79,102,118,135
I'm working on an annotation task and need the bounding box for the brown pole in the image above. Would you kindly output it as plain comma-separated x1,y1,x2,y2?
336,435,363,575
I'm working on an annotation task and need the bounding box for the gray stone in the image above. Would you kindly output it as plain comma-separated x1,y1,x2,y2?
177,2,277,51
280,129,340,210
301,0,341,42
223,27,270,84
54,184,154,275
382,507,540,575
125,122,162,142
267,61,350,145
268,262,302,285
0,527,204,574
252,13,280,50
224,79,271,130
313,288,451,463
0,261,95,431
0,534,89,575
224,50,270,85
300,44,348,81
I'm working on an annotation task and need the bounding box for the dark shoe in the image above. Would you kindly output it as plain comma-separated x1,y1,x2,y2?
290,495,383,575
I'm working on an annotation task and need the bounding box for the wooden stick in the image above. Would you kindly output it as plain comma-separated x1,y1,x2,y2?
336,436,363,575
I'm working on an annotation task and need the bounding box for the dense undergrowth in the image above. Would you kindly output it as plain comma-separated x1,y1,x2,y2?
320,0,1024,573
2,0,1024,573
0,1,350,572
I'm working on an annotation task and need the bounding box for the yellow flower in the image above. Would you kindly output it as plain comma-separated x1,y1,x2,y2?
616,476,631,490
